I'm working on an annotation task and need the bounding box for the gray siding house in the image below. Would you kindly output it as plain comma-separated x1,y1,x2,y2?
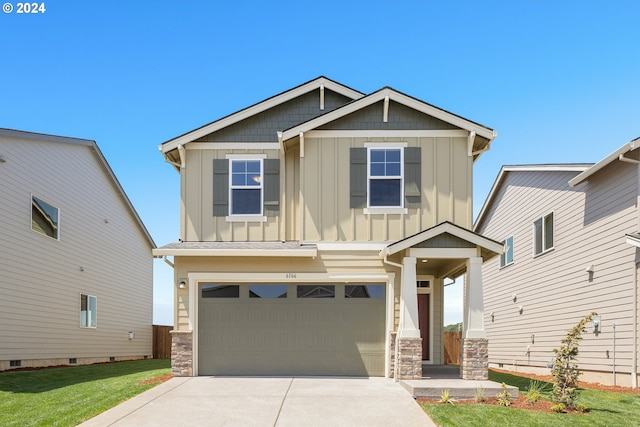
0,129,155,370
154,77,502,380
474,137,640,388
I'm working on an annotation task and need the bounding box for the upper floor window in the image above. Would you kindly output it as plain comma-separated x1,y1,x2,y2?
534,212,554,256
500,236,514,268
368,148,403,207
230,159,263,215
31,195,59,240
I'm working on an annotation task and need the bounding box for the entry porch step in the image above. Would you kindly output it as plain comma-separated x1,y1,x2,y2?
400,379,519,400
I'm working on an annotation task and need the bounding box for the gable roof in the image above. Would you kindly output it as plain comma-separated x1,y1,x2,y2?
0,128,156,248
159,76,364,154
381,221,503,258
473,164,592,232
281,86,496,143
568,136,640,187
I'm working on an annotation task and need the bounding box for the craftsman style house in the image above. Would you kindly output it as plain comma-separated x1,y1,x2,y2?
154,77,502,379
0,129,155,371
475,137,640,388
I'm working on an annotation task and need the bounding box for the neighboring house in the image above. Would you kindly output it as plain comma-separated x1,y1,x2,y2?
0,129,155,371
475,138,640,388
153,76,502,380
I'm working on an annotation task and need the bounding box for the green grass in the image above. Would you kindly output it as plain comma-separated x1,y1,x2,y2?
0,359,171,427
421,370,640,427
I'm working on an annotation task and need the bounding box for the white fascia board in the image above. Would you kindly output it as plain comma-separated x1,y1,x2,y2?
305,130,469,138
161,78,364,154
382,222,503,257
625,234,640,248
282,88,496,142
185,142,281,150
569,138,640,187
311,242,389,251
152,248,318,257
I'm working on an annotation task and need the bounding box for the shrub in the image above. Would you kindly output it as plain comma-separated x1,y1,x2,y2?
439,389,455,404
575,402,589,413
496,382,513,407
475,386,485,403
551,312,597,408
551,403,566,413
525,380,549,404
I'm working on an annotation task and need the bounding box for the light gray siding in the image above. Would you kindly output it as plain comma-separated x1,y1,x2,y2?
0,134,153,365
477,164,639,384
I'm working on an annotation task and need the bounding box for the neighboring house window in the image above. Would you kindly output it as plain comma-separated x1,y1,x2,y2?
80,294,97,328
368,148,403,207
500,236,514,268
230,159,263,215
350,146,421,210
534,212,554,255
31,195,59,239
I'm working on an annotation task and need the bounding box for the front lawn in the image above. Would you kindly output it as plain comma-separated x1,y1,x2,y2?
0,359,171,427
421,370,640,427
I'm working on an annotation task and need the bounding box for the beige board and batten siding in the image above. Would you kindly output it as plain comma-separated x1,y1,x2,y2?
301,136,472,242
478,165,638,380
0,135,153,363
182,147,281,241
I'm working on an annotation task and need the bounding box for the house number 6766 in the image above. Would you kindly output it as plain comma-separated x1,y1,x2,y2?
285,273,297,279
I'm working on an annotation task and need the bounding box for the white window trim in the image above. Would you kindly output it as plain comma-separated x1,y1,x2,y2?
80,294,97,329
533,212,554,257
500,235,514,269
366,146,404,209
417,275,434,364
30,194,60,241
228,158,264,217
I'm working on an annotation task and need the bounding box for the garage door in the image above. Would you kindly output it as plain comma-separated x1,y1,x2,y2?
198,282,385,376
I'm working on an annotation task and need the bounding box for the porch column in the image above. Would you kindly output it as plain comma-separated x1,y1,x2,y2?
462,256,488,380
397,256,422,379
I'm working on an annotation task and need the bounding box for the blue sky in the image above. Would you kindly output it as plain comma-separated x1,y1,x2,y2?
1,1,638,325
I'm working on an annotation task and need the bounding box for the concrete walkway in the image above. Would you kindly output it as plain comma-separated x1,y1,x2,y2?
79,376,436,427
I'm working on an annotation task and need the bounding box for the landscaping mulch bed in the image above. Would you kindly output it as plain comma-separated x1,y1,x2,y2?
416,396,581,414
139,373,173,385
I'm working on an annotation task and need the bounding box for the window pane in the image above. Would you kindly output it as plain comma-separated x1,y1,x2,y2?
534,218,542,255
246,160,261,173
370,179,401,206
88,296,97,328
246,172,261,186
31,196,59,239
544,213,554,250
345,284,384,299
232,161,247,173
386,162,401,176
231,173,247,186
370,163,385,176
386,149,401,163
80,294,87,327
202,285,239,298
506,236,514,264
249,285,288,298
370,150,385,163
297,284,335,298
231,189,261,214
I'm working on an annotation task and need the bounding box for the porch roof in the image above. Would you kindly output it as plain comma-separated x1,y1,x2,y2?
153,240,318,257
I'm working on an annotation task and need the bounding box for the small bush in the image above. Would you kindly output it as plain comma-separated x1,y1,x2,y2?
575,402,589,413
551,403,566,413
525,380,549,404
475,386,485,403
439,389,455,404
496,382,513,407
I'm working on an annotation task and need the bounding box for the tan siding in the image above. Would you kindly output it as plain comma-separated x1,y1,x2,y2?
478,164,639,379
0,136,153,361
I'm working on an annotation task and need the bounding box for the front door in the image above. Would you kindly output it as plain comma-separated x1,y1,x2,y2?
417,293,430,361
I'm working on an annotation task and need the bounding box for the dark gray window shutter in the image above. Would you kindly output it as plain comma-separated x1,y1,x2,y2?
404,147,421,208
212,159,229,216
350,148,367,208
263,159,280,216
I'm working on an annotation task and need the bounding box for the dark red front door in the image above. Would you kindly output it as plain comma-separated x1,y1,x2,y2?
417,294,430,360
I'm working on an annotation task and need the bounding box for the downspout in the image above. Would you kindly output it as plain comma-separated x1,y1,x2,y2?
383,253,403,382
633,262,638,388
162,256,174,269
619,153,640,164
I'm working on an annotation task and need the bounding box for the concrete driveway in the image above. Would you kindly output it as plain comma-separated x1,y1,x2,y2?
79,376,436,427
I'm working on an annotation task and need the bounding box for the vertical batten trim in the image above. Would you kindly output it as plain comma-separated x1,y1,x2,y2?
467,131,476,157
320,84,325,110
334,138,339,241
300,132,305,158
383,96,389,123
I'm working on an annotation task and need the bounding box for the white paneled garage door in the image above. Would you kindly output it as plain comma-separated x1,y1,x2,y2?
197,282,385,376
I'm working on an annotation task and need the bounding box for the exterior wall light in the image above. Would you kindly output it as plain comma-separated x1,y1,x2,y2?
178,280,187,289
128,331,135,340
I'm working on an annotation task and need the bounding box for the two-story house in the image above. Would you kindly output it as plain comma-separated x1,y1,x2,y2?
153,77,502,380
0,129,155,371
474,137,640,388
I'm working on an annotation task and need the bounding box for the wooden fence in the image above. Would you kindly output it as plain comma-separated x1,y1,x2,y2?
153,325,172,359
444,331,462,364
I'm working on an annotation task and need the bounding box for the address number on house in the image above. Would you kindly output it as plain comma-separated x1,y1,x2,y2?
285,273,297,279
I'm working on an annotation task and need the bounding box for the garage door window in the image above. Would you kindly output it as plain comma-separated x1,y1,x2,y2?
202,284,239,298
297,284,335,298
345,284,384,299
249,285,288,298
